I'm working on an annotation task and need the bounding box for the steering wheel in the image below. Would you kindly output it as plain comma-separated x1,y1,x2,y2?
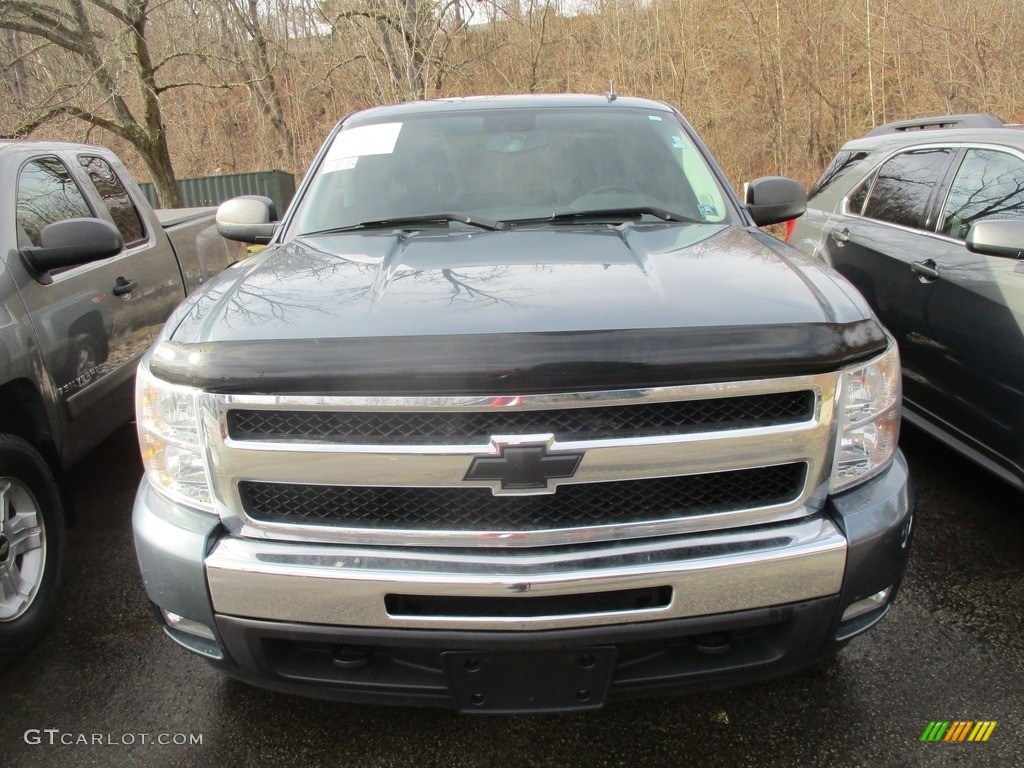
579,184,642,197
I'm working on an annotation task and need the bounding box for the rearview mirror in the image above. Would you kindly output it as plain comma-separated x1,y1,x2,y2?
965,219,1024,259
21,218,124,284
745,177,807,227
216,195,279,244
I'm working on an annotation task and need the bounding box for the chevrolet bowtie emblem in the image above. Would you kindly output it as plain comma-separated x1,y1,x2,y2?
464,442,584,494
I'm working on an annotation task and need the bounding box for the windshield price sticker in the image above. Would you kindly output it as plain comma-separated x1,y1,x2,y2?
322,122,403,173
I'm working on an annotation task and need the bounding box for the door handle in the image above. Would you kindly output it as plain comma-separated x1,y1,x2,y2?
830,228,850,245
112,276,138,296
911,259,940,281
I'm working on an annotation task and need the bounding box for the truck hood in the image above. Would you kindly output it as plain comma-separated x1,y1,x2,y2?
157,224,886,394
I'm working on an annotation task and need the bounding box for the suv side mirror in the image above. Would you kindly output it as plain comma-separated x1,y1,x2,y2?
965,219,1024,259
21,218,124,284
216,195,279,244
745,177,807,227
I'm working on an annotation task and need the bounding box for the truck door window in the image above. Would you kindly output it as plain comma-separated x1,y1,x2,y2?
938,148,1024,239
79,155,147,246
861,148,953,229
17,157,94,247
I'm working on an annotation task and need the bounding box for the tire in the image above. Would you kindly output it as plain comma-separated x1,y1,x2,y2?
0,434,65,666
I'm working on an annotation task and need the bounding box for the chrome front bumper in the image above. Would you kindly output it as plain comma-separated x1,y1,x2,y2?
133,470,847,635
204,513,845,632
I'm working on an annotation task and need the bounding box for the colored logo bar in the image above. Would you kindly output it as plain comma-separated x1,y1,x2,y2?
921,721,997,742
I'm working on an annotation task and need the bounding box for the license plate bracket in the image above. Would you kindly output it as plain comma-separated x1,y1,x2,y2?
442,646,617,713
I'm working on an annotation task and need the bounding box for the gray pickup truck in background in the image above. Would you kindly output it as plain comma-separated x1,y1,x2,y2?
0,141,245,662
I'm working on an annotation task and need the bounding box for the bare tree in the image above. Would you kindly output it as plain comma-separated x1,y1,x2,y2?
7,0,1022,201
0,1,207,206
214,0,301,170
3,28,30,108
323,0,472,102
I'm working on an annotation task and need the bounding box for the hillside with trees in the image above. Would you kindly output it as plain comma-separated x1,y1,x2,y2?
3,0,1023,194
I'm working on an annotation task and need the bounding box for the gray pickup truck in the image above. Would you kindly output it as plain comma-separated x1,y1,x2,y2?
0,141,245,662
133,95,915,712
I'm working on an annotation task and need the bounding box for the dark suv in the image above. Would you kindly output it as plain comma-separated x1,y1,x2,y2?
788,114,1023,492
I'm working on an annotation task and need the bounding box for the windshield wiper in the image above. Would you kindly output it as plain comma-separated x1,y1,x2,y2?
303,212,505,236
547,206,701,224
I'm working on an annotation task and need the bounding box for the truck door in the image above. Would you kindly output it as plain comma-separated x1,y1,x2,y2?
76,153,189,331
14,155,153,457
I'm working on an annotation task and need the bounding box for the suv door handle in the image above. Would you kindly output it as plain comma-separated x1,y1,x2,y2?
830,228,850,245
112,276,138,296
911,259,940,281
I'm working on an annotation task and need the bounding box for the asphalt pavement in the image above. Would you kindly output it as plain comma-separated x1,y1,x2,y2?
1,422,1021,768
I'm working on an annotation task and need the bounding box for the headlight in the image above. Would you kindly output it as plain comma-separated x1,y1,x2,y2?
830,343,901,492
136,362,214,511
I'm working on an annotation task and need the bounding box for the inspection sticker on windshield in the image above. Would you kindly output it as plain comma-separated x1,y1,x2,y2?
322,122,403,173
324,156,358,172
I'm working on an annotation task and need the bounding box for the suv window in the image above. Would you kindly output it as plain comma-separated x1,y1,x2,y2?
17,157,93,247
79,155,147,246
847,175,870,214
938,148,1024,239
809,151,869,199
861,148,953,229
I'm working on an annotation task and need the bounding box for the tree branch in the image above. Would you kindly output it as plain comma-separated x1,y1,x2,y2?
153,50,200,72
81,0,132,27
333,8,400,33
0,1,80,36
154,80,233,95
0,8,91,57
11,105,130,142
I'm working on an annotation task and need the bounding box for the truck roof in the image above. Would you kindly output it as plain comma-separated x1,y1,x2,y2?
0,139,118,156
345,94,677,123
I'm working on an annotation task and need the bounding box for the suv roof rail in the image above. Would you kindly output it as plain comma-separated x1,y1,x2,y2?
864,113,1004,137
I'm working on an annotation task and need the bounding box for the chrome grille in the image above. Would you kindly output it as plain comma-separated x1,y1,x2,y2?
207,375,836,547
239,463,807,531
226,391,814,444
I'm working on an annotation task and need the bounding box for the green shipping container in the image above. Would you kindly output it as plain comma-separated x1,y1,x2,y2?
140,170,296,214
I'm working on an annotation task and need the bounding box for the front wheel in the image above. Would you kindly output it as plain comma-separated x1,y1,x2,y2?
0,435,64,666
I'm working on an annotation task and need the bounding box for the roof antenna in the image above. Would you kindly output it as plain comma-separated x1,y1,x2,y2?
606,80,617,102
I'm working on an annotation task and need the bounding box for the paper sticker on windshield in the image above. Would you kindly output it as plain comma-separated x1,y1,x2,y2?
671,136,686,149
698,204,719,217
648,115,663,121
322,156,359,174
325,122,402,165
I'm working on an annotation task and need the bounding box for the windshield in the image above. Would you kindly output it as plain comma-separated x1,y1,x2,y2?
292,107,732,235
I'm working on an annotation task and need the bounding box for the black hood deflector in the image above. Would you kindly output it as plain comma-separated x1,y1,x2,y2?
151,321,885,395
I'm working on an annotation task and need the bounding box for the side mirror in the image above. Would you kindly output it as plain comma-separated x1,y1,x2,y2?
965,219,1024,259
21,218,124,283
216,195,278,244
745,177,807,227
